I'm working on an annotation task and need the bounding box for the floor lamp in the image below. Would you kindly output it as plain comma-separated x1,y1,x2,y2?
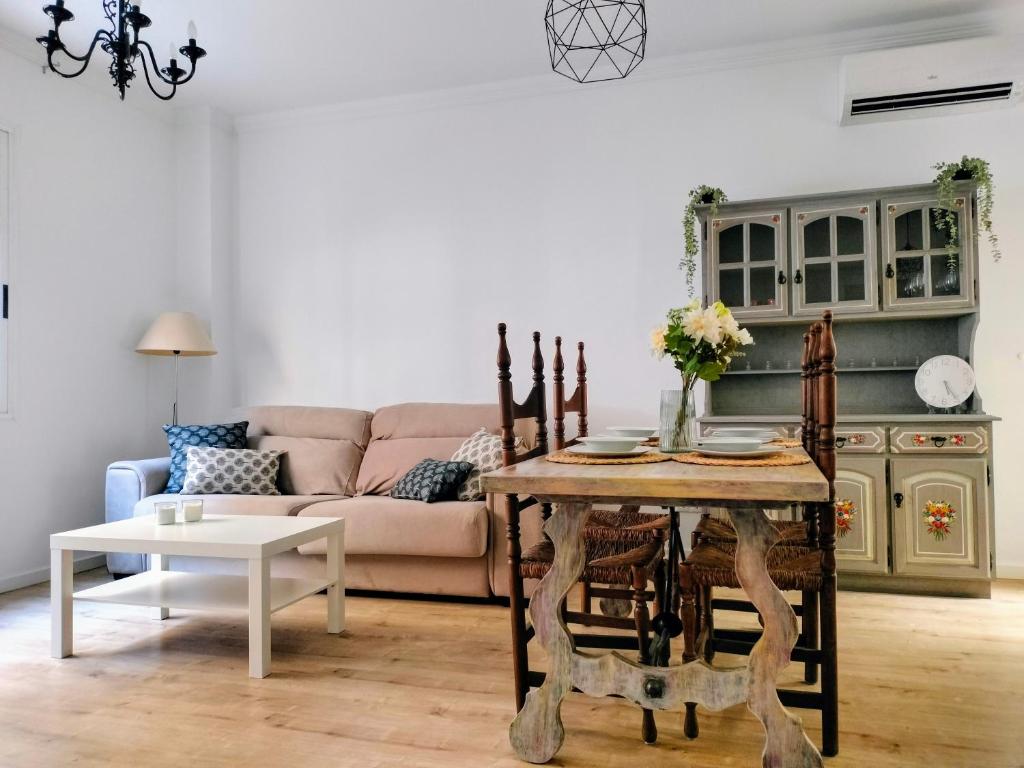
136,312,217,426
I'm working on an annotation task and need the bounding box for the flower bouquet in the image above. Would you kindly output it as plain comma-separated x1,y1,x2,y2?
651,299,753,451
923,500,957,541
835,499,856,538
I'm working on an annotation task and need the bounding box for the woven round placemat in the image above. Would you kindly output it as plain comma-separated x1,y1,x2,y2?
546,450,673,465
671,451,811,467
769,438,802,448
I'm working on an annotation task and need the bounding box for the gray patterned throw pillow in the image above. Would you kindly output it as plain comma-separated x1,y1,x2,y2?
181,447,283,496
451,428,503,501
390,459,474,503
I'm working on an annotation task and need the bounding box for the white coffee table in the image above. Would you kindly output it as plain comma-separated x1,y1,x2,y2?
50,514,345,678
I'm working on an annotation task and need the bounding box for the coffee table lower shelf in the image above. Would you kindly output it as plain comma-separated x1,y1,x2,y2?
74,571,334,614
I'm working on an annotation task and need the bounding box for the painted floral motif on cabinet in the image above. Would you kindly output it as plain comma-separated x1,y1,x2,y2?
923,500,957,541
835,499,856,538
913,434,927,447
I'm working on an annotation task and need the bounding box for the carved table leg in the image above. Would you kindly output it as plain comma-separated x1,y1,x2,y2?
509,502,591,764
729,508,823,768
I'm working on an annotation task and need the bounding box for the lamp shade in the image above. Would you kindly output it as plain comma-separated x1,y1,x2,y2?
136,312,217,356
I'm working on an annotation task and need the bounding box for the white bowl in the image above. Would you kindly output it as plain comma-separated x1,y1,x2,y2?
606,427,659,439
697,436,764,453
577,435,643,453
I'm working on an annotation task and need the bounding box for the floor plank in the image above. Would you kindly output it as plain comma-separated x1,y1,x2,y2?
1,570,1022,767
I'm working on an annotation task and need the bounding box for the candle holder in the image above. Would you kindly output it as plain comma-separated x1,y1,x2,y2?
154,501,177,525
182,499,204,523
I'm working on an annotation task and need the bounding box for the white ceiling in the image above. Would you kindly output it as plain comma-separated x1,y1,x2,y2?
1,0,1021,115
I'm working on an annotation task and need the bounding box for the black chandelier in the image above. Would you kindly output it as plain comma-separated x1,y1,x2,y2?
36,1,206,101
544,0,646,84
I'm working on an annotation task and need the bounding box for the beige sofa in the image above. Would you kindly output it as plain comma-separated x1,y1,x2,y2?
105,402,543,598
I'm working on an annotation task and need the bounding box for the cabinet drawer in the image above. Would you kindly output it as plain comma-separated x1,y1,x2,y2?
891,425,988,454
835,426,886,454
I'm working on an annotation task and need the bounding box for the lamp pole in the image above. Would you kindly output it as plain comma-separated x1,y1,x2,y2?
172,350,180,426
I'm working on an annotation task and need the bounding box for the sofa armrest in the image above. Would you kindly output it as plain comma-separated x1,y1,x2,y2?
104,458,170,575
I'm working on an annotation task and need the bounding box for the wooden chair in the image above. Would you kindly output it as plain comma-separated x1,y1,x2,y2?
679,311,839,756
497,324,667,744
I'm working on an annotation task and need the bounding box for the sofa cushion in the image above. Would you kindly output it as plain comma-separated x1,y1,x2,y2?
134,493,343,519
255,435,361,496
355,403,500,496
247,405,373,443
451,428,504,501
390,459,474,503
163,421,249,494
296,496,489,558
181,447,283,496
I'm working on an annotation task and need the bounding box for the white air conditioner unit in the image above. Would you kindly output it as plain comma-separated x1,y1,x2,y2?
840,36,1024,125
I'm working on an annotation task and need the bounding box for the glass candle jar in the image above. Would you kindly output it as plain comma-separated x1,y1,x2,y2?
154,501,177,525
182,499,204,523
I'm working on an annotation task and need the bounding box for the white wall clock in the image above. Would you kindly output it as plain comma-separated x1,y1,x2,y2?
915,355,975,409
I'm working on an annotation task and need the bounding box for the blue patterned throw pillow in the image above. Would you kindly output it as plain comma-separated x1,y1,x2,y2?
390,459,474,503
163,421,249,493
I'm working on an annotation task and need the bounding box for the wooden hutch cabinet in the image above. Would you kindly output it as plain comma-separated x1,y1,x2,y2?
698,183,998,598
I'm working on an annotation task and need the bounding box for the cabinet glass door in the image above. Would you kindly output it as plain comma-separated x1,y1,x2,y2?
882,196,975,311
708,211,788,319
791,203,877,315
890,457,989,579
835,457,889,574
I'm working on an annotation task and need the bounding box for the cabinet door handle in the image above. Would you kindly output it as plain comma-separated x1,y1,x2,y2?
894,492,904,509
793,269,803,284
885,263,895,279
835,436,847,449
777,270,787,285
931,435,947,448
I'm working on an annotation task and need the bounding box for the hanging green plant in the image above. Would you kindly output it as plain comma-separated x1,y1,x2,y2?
932,156,1000,272
680,185,727,296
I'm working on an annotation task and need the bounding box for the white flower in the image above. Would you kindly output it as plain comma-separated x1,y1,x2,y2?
650,325,668,359
720,311,740,339
683,307,723,346
735,328,754,346
684,298,701,313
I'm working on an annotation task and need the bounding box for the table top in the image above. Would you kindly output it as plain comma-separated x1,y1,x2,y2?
50,514,345,559
481,450,829,507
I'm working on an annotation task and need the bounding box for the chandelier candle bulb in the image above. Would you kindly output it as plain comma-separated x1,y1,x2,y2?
187,20,197,41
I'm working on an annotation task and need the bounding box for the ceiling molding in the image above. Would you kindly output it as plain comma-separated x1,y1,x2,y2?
0,22,176,125
235,10,1010,134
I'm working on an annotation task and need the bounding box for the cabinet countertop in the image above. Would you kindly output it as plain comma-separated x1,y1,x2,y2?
701,414,999,424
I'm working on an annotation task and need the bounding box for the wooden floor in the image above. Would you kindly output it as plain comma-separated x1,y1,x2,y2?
1,570,1023,768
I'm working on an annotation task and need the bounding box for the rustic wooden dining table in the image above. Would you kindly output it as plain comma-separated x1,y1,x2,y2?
482,449,830,767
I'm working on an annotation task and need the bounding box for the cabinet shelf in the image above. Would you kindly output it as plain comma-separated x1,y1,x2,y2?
723,366,918,376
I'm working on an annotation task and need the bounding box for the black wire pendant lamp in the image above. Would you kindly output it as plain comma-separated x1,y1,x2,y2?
36,1,206,101
544,0,646,84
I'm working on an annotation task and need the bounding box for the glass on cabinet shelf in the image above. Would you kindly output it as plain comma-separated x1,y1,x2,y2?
882,195,974,311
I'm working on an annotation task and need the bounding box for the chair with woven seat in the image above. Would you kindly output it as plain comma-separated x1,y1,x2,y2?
679,310,839,756
497,324,666,744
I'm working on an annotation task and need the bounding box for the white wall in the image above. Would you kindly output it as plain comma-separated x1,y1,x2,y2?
235,54,1024,573
0,46,176,590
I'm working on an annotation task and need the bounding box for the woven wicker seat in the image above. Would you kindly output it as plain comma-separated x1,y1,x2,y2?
687,540,822,591
521,536,663,584
694,515,808,545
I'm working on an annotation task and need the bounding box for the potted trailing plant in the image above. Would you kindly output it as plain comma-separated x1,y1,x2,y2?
680,185,727,295
932,156,1000,271
650,299,752,451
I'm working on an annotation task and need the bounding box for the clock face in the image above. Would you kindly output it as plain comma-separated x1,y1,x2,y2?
915,355,975,408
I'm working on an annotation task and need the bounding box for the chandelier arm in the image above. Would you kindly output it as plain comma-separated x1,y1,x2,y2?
134,39,177,86
171,57,200,87
46,29,110,78
136,44,177,101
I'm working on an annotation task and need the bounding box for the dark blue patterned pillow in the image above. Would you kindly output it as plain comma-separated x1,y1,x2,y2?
163,421,249,493
390,459,474,503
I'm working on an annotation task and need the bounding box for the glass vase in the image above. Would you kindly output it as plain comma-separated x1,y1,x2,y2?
659,388,697,453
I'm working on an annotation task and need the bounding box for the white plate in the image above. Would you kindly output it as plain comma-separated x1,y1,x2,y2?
711,428,779,441
698,437,764,452
694,446,784,459
566,445,651,458
577,436,643,452
606,427,659,439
